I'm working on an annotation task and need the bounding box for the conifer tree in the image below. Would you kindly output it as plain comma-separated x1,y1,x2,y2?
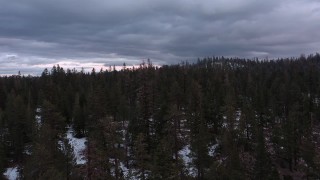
133,133,151,180
24,100,70,179
254,125,279,180
72,93,86,137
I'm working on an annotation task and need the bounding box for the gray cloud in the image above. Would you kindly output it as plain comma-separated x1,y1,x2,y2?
0,0,320,74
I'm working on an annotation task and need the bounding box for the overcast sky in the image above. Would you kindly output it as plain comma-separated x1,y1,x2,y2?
0,0,320,75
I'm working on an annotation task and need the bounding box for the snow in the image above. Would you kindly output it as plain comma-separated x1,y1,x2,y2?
313,131,320,135
35,108,41,113
178,145,197,177
58,140,65,151
35,115,41,125
148,118,155,136
120,162,130,178
119,163,149,180
35,107,42,128
4,166,18,180
178,143,219,176
208,143,219,157
23,145,32,155
179,145,192,165
235,110,241,121
222,122,228,128
109,160,141,179
313,97,320,105
66,128,87,165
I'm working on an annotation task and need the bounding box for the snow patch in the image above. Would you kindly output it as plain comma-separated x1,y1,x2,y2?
208,143,219,157
178,145,197,177
35,107,42,128
23,144,32,155
35,108,41,113
179,145,192,165
235,110,241,122
35,115,41,125
120,162,129,177
222,122,228,128
66,128,87,165
4,166,18,180
58,140,65,151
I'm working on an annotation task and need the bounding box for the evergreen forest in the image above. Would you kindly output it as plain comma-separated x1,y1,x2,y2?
0,55,320,179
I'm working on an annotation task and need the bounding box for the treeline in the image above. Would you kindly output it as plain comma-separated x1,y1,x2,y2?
0,55,320,179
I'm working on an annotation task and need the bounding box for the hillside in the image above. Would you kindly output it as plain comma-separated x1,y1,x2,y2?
0,55,320,179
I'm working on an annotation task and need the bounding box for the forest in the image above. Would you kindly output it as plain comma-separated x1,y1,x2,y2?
0,54,320,179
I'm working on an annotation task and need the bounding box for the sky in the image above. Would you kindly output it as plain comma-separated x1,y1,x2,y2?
0,0,320,75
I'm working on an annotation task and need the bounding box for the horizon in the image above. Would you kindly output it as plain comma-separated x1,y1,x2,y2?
1,0,320,75
2,53,319,77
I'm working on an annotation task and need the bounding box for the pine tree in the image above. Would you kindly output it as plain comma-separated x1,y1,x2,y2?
100,117,124,180
60,138,76,180
190,119,210,179
24,100,69,179
254,125,279,180
133,133,151,180
72,93,86,137
5,93,28,162
152,138,180,179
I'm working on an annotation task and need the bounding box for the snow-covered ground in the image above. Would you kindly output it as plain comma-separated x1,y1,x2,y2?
120,162,129,177
120,162,149,180
35,107,42,128
66,127,87,165
178,142,219,177
208,143,219,157
178,145,197,177
179,145,192,165
4,166,18,180
23,145,32,156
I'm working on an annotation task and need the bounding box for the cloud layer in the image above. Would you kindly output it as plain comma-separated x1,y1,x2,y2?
0,0,320,74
